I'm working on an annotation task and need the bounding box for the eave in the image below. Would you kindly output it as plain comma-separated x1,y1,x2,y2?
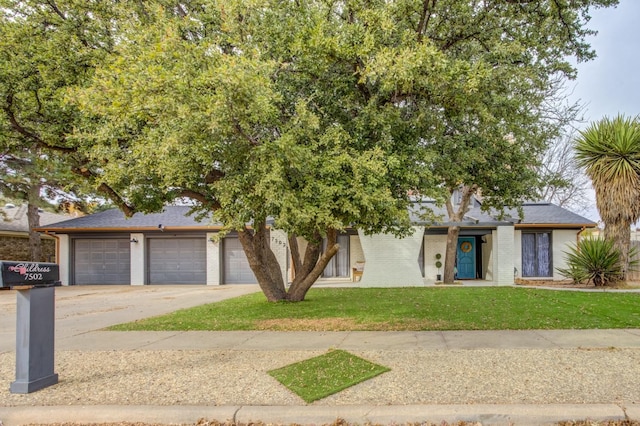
34,225,225,233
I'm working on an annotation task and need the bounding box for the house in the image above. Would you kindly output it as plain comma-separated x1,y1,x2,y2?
415,200,597,285
36,202,596,286
0,203,70,262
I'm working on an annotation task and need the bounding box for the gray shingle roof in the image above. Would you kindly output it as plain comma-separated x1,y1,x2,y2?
39,201,596,233
38,206,218,231
1,204,71,233
412,201,596,227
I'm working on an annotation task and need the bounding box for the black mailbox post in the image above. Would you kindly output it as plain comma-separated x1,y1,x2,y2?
1,261,60,393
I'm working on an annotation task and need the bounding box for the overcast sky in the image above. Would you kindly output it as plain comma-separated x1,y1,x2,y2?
568,0,640,124
564,0,639,221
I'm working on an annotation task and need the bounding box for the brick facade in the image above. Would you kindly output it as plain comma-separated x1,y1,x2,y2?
0,236,56,262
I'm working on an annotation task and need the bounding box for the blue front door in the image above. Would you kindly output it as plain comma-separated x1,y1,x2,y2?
456,237,476,279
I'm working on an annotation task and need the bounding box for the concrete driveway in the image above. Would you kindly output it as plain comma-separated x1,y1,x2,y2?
0,284,260,353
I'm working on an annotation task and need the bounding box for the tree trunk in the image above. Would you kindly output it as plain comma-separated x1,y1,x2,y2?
442,185,477,284
443,225,460,283
237,221,288,302
603,219,631,281
27,185,43,262
286,229,340,302
237,221,340,302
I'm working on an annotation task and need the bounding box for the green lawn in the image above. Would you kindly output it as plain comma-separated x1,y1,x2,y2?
108,287,640,331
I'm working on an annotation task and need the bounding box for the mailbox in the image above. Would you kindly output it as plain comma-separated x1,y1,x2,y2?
0,261,60,289
3,261,61,393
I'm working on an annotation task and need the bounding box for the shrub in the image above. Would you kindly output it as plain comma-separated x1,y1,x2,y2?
557,238,624,286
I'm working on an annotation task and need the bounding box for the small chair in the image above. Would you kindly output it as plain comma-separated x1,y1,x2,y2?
352,262,365,282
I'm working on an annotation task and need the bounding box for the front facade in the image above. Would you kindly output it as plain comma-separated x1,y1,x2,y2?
38,202,595,286
37,207,287,286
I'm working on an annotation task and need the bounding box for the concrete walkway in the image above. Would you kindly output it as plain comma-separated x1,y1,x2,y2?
1,285,640,425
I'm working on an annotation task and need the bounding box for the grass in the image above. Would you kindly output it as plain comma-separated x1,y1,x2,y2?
268,349,390,403
108,287,640,331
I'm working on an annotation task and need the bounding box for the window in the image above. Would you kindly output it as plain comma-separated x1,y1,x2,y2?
521,232,552,277
322,234,350,278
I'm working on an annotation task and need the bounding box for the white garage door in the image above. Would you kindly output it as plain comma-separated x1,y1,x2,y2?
74,239,131,285
224,238,257,284
148,238,206,284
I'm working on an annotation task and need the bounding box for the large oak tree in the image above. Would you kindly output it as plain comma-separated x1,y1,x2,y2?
1,0,617,296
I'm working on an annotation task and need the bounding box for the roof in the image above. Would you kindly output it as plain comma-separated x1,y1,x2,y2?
37,206,220,232
38,201,596,234
0,204,71,234
412,201,596,228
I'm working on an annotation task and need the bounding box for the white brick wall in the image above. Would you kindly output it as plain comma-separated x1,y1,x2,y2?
350,235,364,279
270,229,289,284
206,233,220,285
358,227,425,287
423,234,447,280
553,229,577,280
482,233,493,281
58,234,70,286
130,233,145,285
494,225,515,285
514,229,522,279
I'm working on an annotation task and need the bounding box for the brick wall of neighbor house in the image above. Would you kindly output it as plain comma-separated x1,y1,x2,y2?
423,234,447,281
358,226,425,287
0,236,56,262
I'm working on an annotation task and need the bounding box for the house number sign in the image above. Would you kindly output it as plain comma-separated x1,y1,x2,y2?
0,261,60,288
270,236,287,247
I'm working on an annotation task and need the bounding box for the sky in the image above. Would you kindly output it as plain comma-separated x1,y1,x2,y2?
564,0,640,222
567,0,640,124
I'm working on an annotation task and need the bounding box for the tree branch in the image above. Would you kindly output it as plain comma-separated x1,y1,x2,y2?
177,189,221,210
3,94,76,153
97,183,135,217
416,0,436,43
45,0,66,21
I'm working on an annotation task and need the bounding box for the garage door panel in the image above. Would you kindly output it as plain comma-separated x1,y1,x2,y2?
148,238,206,285
74,239,130,285
224,238,257,284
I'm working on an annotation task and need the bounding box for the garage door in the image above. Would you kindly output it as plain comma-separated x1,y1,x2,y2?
224,238,257,284
148,238,206,284
74,239,131,285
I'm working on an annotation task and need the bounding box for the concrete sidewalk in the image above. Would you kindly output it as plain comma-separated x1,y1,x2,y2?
1,285,640,425
3,403,639,426
52,328,640,351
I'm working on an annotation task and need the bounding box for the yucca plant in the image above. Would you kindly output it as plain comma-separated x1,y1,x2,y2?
557,238,623,286
574,115,640,280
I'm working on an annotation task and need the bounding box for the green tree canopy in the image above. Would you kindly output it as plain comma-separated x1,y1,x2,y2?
1,0,618,297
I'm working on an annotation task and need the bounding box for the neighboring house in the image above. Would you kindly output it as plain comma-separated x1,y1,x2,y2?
0,203,70,262
37,201,596,286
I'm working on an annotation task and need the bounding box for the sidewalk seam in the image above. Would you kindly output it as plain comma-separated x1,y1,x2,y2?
232,406,242,424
